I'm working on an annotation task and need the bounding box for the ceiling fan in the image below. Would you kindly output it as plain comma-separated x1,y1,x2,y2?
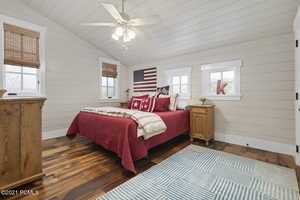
82,0,161,42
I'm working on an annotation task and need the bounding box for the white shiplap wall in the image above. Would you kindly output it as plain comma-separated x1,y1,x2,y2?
129,33,295,150
0,0,129,135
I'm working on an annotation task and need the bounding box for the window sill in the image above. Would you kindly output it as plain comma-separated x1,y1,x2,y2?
205,95,241,101
178,97,191,100
4,94,45,98
98,98,121,103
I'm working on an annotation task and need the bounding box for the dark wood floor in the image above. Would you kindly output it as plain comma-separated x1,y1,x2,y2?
1,135,299,200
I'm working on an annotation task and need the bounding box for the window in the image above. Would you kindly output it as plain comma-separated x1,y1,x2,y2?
3,65,40,95
201,60,241,100
166,68,191,99
100,59,120,100
0,16,46,97
101,77,116,98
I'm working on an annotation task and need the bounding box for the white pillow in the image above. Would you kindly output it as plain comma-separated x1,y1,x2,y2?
169,94,179,111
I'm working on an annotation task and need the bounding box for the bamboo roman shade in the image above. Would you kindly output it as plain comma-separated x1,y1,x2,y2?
4,23,40,68
102,62,118,78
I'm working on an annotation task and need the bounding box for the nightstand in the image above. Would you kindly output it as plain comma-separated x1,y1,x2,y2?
189,104,215,146
120,102,129,108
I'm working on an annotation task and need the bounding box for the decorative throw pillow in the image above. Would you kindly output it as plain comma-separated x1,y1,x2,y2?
169,94,179,111
156,85,170,97
154,97,170,112
128,94,149,108
140,96,156,112
131,98,143,110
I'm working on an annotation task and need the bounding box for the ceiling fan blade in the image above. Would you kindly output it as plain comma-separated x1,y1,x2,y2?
81,22,117,27
102,3,125,23
131,27,152,40
129,15,161,26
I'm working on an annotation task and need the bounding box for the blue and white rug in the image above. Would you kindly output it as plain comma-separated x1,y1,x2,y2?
97,145,299,200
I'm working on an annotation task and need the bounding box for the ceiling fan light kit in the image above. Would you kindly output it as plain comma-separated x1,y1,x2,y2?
128,29,136,39
115,26,124,36
112,26,136,42
82,0,160,44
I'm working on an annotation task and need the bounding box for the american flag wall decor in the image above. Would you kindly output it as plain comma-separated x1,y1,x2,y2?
133,67,157,93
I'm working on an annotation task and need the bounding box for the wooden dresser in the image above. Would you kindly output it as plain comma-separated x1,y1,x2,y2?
0,97,46,190
189,104,215,145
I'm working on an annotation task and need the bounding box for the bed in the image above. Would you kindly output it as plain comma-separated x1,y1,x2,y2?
67,109,190,173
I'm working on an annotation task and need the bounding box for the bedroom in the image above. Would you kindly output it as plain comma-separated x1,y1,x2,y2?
0,0,299,199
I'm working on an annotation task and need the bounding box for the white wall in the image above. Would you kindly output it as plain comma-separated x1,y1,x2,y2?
129,33,295,153
0,0,129,135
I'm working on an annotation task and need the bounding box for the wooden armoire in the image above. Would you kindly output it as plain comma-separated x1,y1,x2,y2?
0,97,46,190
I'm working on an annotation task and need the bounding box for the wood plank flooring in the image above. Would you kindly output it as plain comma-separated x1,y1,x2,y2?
1,135,299,200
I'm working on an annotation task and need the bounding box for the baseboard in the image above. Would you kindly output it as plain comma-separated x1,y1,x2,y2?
215,133,295,156
42,130,295,158
43,128,68,140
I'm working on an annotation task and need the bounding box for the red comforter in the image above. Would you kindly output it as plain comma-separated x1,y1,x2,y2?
67,110,189,173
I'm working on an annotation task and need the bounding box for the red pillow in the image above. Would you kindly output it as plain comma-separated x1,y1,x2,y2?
131,98,143,110
140,97,156,112
154,97,170,112
128,95,149,109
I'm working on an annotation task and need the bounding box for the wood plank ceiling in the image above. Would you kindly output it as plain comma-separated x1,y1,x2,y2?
21,0,300,66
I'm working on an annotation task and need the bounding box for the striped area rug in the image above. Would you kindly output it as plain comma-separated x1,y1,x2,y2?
97,145,299,200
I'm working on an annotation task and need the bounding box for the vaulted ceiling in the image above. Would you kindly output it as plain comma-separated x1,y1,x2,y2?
21,0,299,66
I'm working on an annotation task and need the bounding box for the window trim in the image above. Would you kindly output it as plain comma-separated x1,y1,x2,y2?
0,15,47,97
201,60,242,101
166,67,192,99
99,57,120,101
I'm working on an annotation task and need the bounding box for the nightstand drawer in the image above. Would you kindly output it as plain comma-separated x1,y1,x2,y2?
191,112,207,118
191,107,208,114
